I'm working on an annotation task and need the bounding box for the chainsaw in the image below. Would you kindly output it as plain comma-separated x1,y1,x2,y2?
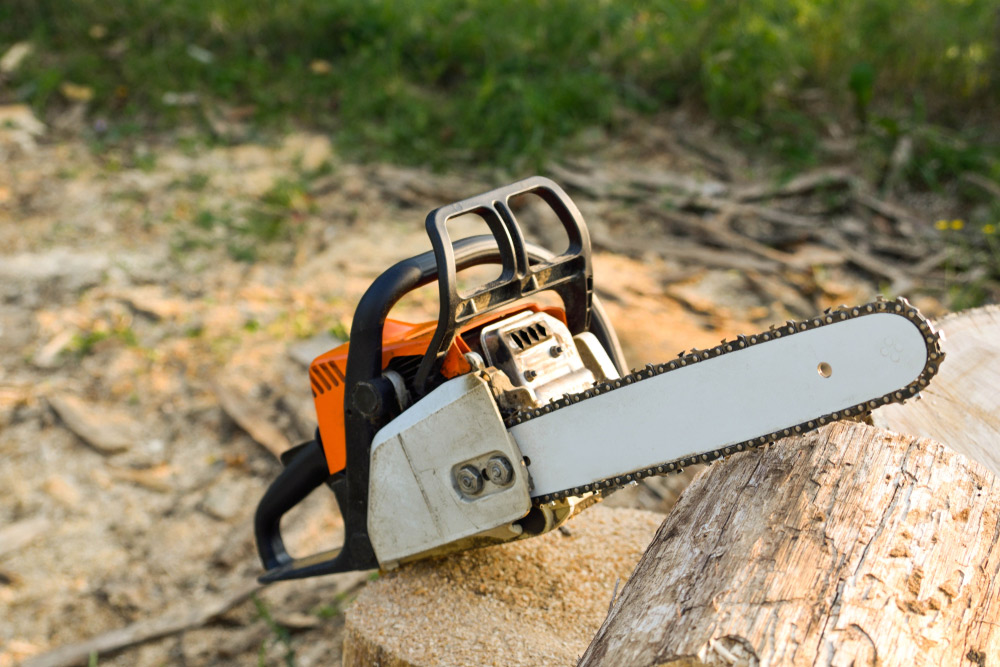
255,176,944,582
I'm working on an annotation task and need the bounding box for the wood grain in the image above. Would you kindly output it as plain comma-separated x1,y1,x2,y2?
874,305,1000,479
580,422,1000,666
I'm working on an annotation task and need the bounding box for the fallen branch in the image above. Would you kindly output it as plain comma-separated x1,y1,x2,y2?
881,135,913,196
591,229,780,274
732,167,855,202
960,172,1000,201
743,273,817,317
213,378,290,459
0,517,51,558
616,165,728,199
644,205,796,268
47,394,139,455
869,236,935,261
852,190,921,232
682,196,820,229
821,230,915,294
549,162,729,201
547,163,627,199
672,133,738,181
909,247,952,277
23,581,261,667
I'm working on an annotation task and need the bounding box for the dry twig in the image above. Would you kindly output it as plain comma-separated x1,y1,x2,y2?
213,378,290,459
23,581,262,667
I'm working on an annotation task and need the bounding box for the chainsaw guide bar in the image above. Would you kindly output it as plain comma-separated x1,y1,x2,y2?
510,296,944,504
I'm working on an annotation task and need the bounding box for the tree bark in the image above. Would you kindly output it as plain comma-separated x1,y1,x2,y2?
580,421,1000,666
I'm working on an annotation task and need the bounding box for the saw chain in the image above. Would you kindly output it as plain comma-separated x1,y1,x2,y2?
508,296,945,504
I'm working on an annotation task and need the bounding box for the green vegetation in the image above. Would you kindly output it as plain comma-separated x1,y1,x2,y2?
67,325,138,357
1,0,997,176
169,177,309,262
938,215,1000,311
310,589,355,619
252,594,297,667
328,321,350,342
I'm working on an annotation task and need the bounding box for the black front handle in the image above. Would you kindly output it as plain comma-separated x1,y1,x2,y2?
254,439,343,581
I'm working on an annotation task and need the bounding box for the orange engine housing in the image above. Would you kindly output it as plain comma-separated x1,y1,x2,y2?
310,304,565,474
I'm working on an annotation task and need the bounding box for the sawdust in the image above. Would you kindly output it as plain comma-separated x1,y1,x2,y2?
345,506,662,667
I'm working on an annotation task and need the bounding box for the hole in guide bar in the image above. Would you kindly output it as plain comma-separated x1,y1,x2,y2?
818,362,833,378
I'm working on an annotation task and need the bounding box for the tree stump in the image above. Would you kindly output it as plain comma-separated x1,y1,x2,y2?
579,422,1000,666
343,506,662,667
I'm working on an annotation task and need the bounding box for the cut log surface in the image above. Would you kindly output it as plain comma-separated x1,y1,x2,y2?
343,506,662,667
580,422,1000,666
874,305,1000,479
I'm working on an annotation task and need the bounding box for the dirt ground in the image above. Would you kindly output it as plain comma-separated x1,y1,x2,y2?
0,108,963,666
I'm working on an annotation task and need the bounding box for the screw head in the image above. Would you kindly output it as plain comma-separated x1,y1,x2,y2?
523,369,538,382
549,344,564,357
352,381,382,418
485,456,514,486
455,465,484,496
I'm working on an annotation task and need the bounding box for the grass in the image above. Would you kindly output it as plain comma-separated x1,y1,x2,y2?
67,325,138,357
1,0,997,177
310,589,355,620
328,321,350,342
3,1,998,301
252,594,297,667
169,177,310,262
937,214,1000,311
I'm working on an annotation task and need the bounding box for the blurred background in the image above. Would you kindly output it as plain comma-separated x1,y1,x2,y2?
1,1,998,665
